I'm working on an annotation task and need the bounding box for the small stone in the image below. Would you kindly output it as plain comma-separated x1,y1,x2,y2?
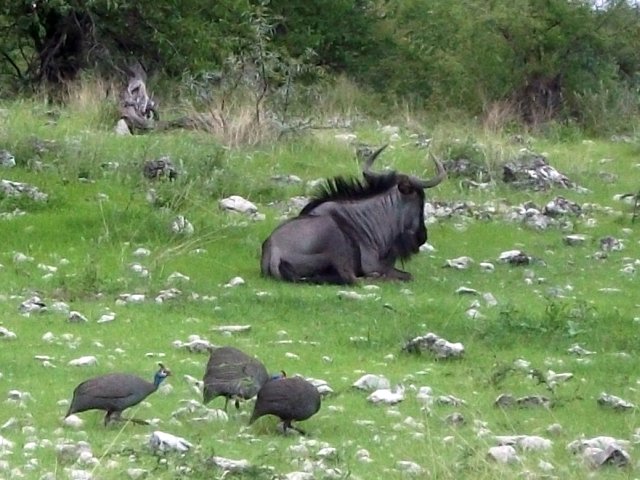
487,445,519,464
219,195,258,214
68,356,98,367
597,392,635,411
68,311,89,323
170,216,194,235
224,276,245,288
353,374,390,391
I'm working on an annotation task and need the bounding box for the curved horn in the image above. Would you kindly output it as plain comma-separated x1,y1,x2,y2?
413,153,447,189
362,144,389,176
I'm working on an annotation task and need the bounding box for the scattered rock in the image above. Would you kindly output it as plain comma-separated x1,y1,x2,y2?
219,195,258,214
170,215,194,235
0,179,48,201
0,150,15,168
403,332,465,359
564,234,587,246
68,311,89,323
353,374,391,391
208,456,251,473
224,276,245,288
68,356,98,367
597,392,635,411
143,156,178,180
487,445,520,464
0,327,16,340
498,249,532,265
367,385,405,405
149,431,192,453
444,256,474,270
19,295,46,315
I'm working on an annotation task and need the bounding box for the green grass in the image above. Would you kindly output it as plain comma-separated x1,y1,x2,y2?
1,100,640,479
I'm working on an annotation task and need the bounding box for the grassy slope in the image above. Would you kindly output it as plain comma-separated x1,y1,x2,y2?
0,102,639,479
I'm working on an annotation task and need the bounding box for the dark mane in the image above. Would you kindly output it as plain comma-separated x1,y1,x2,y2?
300,172,398,215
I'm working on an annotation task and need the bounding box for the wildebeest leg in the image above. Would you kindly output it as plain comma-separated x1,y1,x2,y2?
279,254,358,284
384,268,413,281
223,397,229,412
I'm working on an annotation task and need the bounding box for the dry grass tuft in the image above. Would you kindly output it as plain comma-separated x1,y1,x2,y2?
481,100,519,133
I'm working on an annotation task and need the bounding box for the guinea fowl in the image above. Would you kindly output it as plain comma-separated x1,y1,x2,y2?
202,346,273,411
249,376,321,435
65,363,171,426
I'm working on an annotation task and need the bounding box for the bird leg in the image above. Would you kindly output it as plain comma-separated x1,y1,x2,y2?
104,410,122,426
281,420,307,436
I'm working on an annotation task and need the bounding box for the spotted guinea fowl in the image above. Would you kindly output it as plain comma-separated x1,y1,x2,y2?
202,346,275,410
249,376,321,435
65,363,171,426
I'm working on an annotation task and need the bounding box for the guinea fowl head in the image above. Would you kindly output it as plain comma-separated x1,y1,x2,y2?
271,370,287,380
154,363,172,387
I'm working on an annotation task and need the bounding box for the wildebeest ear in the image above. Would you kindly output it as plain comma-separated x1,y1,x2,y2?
398,177,414,195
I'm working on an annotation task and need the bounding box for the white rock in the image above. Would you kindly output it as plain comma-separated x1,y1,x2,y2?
597,392,635,410
118,293,146,304
68,311,89,323
0,150,15,168
127,468,148,479
0,327,16,340
19,295,46,314
115,118,131,135
352,374,390,391
487,445,519,464
68,356,98,367
97,312,116,324
444,256,474,270
546,370,573,384
208,456,251,473
42,331,56,343
518,435,552,451
317,447,337,459
334,133,357,143
380,125,400,135
224,276,245,288
396,460,422,475
212,325,251,333
132,247,151,257
149,431,192,453
479,262,495,272
0,435,15,450
13,252,34,263
50,301,70,314
67,469,92,480
219,195,258,214
167,272,190,283
171,215,194,235
63,415,84,429
367,385,405,405
285,472,314,480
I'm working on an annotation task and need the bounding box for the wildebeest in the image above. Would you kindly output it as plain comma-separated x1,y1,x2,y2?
261,146,446,284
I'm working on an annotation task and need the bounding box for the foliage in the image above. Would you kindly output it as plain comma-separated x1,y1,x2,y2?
1,0,640,131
